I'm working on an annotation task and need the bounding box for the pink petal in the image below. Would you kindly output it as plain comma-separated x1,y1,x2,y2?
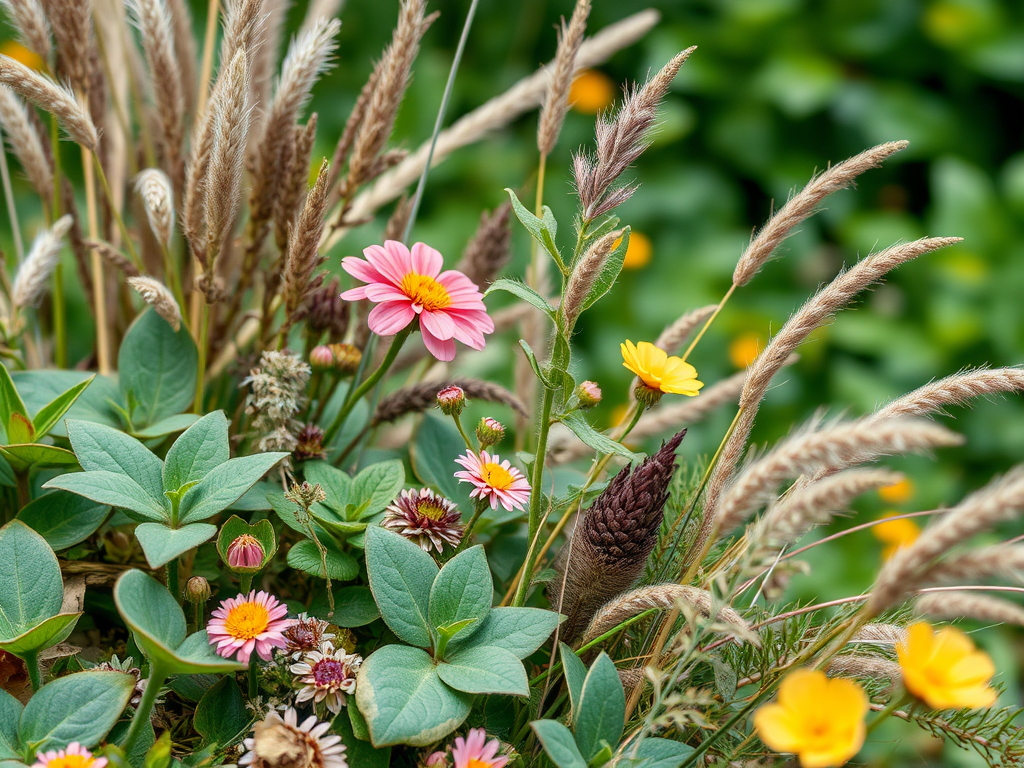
410,242,444,277
364,243,411,285
365,283,411,303
342,256,385,285
421,326,457,361
340,286,368,301
420,310,456,340
368,301,416,336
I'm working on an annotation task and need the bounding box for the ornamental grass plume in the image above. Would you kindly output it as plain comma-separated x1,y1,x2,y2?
553,429,685,642
127,276,182,331
0,84,53,200
133,168,175,247
12,214,73,310
0,53,97,150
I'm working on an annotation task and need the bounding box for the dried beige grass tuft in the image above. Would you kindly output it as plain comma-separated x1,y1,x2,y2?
870,367,1024,422
915,590,1024,627
0,0,52,59
0,85,53,199
0,55,98,150
827,655,902,685
732,141,908,287
926,544,1024,585
282,159,330,326
220,0,266,70
165,0,197,113
12,214,73,309
45,0,93,94
372,378,528,426
562,228,622,325
854,623,908,646
134,169,175,247
537,0,590,157
87,239,140,278
655,304,717,355
455,202,513,288
128,275,182,331
274,115,319,250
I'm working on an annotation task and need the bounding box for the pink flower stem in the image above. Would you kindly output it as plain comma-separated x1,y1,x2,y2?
459,498,491,547
324,327,412,445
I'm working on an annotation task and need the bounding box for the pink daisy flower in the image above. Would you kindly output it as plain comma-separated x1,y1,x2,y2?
33,743,107,768
454,451,531,512
452,729,510,768
207,590,293,664
340,240,494,362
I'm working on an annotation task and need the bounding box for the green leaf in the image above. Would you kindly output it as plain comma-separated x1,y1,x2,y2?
352,460,405,516
43,471,168,523
0,612,80,656
485,278,555,317
6,414,33,445
18,670,135,753
163,411,229,494
193,676,252,749
287,538,359,581
410,416,474,509
574,653,625,762
143,731,171,768
0,366,29,438
135,523,217,569
268,491,331,540
436,645,528,696
518,340,556,389
303,461,352,511
333,705,391,768
0,444,78,474
17,491,109,551
177,452,288,523
216,516,276,572
130,414,200,440
65,420,167,508
118,309,198,426
11,371,121,436
559,412,641,462
620,738,695,768
449,607,560,659
31,376,94,440
428,545,492,647
0,689,22,761
578,227,630,314
114,570,245,675
561,642,588,718
309,586,380,627
355,644,471,747
505,188,562,267
364,526,438,648
532,720,587,768
0,521,64,644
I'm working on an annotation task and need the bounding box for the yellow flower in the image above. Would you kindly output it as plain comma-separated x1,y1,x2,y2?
897,622,997,710
878,477,915,504
728,332,762,368
753,668,867,768
621,340,703,396
1,40,44,71
620,231,652,270
569,69,616,114
873,512,920,561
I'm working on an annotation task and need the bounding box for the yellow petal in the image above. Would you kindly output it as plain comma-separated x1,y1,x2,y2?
778,669,829,715
798,722,865,768
753,704,806,753
824,677,869,723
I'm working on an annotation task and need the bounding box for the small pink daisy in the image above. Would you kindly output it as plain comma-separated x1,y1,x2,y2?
454,451,531,512
340,240,494,362
207,591,293,664
33,743,107,768
452,729,509,768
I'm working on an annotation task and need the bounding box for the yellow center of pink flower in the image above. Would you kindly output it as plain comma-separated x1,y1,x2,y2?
44,758,94,768
224,601,270,640
401,273,452,311
466,760,494,768
481,462,514,491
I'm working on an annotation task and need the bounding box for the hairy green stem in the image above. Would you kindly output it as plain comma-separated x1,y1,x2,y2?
248,658,259,699
123,663,167,755
24,650,41,691
166,559,180,604
194,302,209,413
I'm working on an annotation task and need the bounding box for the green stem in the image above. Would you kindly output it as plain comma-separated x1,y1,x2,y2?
166,559,180,604
53,264,67,368
459,498,490,545
14,471,30,511
24,650,41,691
192,599,205,632
248,658,259,698
867,691,910,734
452,414,474,451
240,573,253,595
323,328,411,445
92,152,142,270
194,302,209,413
123,663,167,756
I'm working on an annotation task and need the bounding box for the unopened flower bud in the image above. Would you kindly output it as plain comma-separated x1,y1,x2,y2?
185,576,211,604
226,534,265,571
476,417,505,449
633,381,663,408
309,345,335,372
328,343,362,375
425,752,448,768
577,380,602,409
436,385,466,417
294,423,327,462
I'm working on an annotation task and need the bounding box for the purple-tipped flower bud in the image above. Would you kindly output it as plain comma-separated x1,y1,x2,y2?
436,385,466,417
328,343,362,375
577,381,603,409
309,345,335,372
185,576,211,604
226,534,265,571
476,417,505,449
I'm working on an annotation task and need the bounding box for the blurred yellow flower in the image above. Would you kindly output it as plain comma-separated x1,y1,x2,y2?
872,512,920,561
728,333,762,368
569,69,616,114
1,40,44,71
621,340,703,397
753,668,867,768
609,403,630,428
897,622,997,710
878,477,915,504
620,231,652,270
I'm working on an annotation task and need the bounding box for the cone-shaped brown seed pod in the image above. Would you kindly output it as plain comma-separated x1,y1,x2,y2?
552,429,686,642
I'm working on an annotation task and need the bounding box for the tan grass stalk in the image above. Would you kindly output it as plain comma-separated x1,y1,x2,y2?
300,0,344,33
328,65,377,191
537,0,590,157
0,0,52,59
454,202,513,288
372,378,528,426
753,468,903,549
0,55,98,149
380,194,413,244
165,0,197,113
715,417,961,537
926,544,1024,585
827,655,901,685
248,0,289,116
0,85,53,199
87,239,141,278
854,623,908,645
870,366,1024,422
323,9,660,249
128,275,182,330
282,159,330,327
45,0,93,93
220,0,265,70
869,467,1024,614
915,591,1024,626
12,214,73,309
274,115,319,250
562,228,622,325
580,583,752,646
128,0,186,189
134,168,175,247
732,141,908,287
654,304,717,354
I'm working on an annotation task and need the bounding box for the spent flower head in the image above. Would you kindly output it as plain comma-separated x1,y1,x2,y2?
290,643,362,714
239,707,347,768
436,385,466,417
283,613,336,660
383,488,464,553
